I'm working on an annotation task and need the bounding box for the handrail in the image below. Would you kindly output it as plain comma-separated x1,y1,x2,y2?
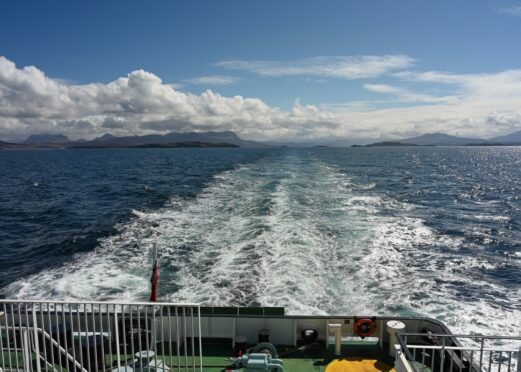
0,299,200,306
0,323,87,372
0,300,204,372
396,332,521,372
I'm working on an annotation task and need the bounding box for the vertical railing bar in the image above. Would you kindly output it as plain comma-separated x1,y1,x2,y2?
137,306,143,371
122,305,128,370
421,346,426,367
76,304,84,370
0,305,5,371
145,306,151,372
197,305,203,372
431,348,436,372
160,306,165,371
470,350,474,372
91,302,99,372
60,304,69,371
167,306,173,371
191,306,195,371
480,337,485,371
498,351,502,372
24,305,33,372
113,304,121,370
47,302,56,370
413,347,417,362
11,304,21,372
33,304,43,372
84,303,91,372
489,350,493,372
99,304,106,371
440,336,446,372
19,304,29,372
4,303,13,372
183,307,188,370
507,351,512,372
130,306,137,370
107,304,113,370
153,306,158,371
450,348,454,372
39,303,48,372
53,302,64,372
175,306,180,372
68,304,76,370
121,304,128,371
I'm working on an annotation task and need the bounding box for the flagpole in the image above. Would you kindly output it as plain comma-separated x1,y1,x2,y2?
149,243,159,302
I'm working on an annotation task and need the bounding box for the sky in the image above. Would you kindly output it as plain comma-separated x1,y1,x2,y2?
1,0,521,142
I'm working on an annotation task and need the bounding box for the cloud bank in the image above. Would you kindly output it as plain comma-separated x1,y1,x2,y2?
217,55,415,79
1,55,521,142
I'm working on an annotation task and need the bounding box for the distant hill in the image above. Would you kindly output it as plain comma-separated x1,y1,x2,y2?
80,130,265,148
366,141,418,147
400,133,491,146
24,134,70,144
72,141,239,149
491,130,521,144
9,131,268,149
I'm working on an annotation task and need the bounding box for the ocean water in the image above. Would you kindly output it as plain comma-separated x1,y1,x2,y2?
0,147,520,337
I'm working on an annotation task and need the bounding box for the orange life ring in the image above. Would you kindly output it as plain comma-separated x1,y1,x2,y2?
353,318,377,338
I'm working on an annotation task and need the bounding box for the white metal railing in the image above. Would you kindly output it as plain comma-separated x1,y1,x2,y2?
0,299,203,372
396,333,521,372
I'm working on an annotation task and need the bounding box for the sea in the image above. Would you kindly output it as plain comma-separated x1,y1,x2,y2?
0,146,520,337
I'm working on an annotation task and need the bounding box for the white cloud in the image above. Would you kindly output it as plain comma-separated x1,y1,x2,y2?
185,75,239,86
364,83,458,103
217,55,415,79
1,55,521,142
497,5,521,16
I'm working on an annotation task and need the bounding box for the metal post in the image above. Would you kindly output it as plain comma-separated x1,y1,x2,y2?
32,310,42,372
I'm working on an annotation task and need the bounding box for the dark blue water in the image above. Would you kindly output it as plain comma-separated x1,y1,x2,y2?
0,147,519,335
0,148,269,289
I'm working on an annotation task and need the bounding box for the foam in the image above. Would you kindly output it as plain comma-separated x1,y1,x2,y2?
5,151,520,341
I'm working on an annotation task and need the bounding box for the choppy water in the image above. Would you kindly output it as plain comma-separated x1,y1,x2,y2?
0,147,520,336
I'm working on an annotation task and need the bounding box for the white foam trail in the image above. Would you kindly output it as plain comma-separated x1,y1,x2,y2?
5,151,520,339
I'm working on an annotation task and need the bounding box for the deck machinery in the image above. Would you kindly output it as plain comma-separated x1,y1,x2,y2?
0,300,519,372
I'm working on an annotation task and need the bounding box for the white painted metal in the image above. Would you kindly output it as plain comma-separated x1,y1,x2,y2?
396,333,521,372
0,300,202,372
387,320,405,357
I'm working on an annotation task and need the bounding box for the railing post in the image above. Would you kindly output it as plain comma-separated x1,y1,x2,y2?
516,347,520,372
32,309,42,372
22,328,32,371
114,305,121,369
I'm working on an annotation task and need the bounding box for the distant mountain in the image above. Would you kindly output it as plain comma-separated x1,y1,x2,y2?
491,130,521,144
24,134,70,144
366,141,418,147
78,130,266,148
401,133,490,146
91,133,116,142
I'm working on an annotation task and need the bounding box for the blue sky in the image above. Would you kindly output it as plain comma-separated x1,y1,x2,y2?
1,0,521,141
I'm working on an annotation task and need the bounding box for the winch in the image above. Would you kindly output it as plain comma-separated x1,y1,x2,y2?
230,342,284,371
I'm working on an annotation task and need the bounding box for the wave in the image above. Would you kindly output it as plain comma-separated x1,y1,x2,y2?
5,151,520,338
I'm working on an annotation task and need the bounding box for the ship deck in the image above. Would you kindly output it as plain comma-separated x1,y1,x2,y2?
197,340,396,371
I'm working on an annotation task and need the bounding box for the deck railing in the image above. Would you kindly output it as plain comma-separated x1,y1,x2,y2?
0,299,203,372
396,333,521,372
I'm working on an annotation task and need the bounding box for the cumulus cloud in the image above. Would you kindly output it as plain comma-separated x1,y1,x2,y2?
185,75,239,86
1,55,521,142
216,55,415,79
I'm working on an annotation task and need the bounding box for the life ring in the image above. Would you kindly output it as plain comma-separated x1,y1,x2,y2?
353,318,377,338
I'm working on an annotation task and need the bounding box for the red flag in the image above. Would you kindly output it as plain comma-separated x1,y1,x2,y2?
149,256,158,302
